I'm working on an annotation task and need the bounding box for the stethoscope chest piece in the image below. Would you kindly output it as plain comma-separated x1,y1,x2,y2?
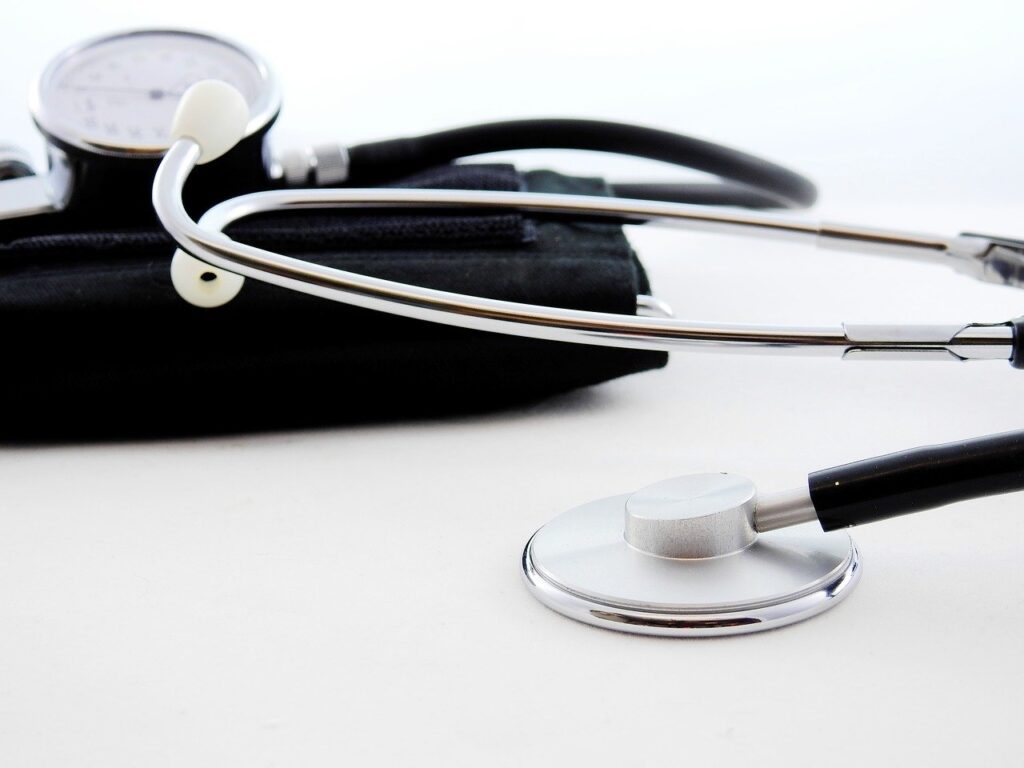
522,474,860,637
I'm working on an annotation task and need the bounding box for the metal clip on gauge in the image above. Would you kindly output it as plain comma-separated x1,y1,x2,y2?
155,82,1024,638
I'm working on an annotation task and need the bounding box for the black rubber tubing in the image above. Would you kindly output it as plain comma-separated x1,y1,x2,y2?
346,119,818,209
609,182,788,210
1009,316,1024,369
809,430,1024,531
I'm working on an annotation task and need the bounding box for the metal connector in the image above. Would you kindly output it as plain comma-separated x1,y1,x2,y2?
754,486,816,532
635,294,675,318
842,322,1014,362
0,144,71,222
274,142,350,187
957,233,1024,288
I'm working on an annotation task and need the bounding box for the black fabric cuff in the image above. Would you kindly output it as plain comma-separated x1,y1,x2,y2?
0,164,666,439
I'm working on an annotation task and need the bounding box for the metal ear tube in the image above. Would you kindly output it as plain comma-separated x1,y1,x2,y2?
154,82,1024,638
156,88,1020,365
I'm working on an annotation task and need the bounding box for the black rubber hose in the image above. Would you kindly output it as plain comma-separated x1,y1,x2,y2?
346,119,818,209
609,182,789,210
809,430,1024,531
1011,316,1024,369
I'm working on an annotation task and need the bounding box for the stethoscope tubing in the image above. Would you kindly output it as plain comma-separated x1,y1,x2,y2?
344,118,819,209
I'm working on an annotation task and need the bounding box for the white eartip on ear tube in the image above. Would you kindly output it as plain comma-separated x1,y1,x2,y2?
170,248,245,308
170,79,250,164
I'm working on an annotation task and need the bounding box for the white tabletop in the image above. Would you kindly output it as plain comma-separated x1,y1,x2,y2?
1,3,1023,765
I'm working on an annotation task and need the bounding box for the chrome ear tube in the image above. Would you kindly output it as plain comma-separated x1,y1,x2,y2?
155,83,1022,365
155,82,1024,637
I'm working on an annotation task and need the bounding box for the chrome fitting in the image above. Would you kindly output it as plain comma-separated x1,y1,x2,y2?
275,142,350,187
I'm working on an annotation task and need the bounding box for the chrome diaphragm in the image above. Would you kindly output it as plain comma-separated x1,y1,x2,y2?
522,474,860,637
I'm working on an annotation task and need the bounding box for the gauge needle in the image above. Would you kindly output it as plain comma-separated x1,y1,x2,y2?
68,85,184,99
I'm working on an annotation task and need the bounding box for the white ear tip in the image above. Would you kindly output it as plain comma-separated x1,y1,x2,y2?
171,249,245,308
170,80,250,164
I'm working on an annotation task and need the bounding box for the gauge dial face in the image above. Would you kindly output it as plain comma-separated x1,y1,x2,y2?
31,30,279,157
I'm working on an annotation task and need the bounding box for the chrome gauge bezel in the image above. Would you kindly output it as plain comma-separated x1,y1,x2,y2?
29,28,281,159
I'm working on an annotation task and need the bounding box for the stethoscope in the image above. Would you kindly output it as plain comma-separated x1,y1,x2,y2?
7,29,1024,637
156,81,1024,637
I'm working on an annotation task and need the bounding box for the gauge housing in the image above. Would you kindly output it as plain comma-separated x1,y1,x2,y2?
29,28,280,159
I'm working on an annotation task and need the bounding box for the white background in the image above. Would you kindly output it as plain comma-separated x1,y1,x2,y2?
1,2,1023,765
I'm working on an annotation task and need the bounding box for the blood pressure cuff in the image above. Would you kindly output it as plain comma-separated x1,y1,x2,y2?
0,165,666,439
